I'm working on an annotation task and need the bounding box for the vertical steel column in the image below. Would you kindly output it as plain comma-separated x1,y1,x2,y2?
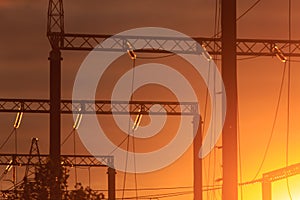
262,179,271,200
107,167,116,200
193,115,203,200
221,0,238,199
49,40,62,200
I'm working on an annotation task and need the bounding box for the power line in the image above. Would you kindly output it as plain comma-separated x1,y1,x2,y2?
137,53,176,60
132,130,138,200
212,0,262,37
202,3,218,196
76,185,222,192
122,115,130,200
118,186,193,192
237,55,261,61
237,106,244,200
122,185,223,200
61,129,75,147
131,59,139,200
290,60,300,63
239,178,262,186
73,128,78,184
286,0,293,199
248,61,287,183
286,62,292,200
207,2,221,199
236,0,262,21
122,191,193,199
122,57,138,200
0,129,15,151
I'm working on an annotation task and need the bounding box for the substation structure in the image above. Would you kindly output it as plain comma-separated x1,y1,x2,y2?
0,100,200,200
1,0,300,199
0,137,114,199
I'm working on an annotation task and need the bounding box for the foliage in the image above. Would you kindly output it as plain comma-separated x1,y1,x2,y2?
3,160,105,200
21,160,69,200
67,183,105,200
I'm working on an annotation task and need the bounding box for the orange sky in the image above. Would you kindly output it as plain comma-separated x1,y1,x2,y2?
1,0,300,199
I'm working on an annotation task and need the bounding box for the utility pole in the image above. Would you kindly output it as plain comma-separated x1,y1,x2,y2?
47,1,64,199
107,167,116,200
221,0,238,199
262,180,271,200
49,38,62,200
193,115,202,200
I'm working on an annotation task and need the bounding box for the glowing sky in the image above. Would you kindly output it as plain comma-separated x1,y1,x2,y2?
1,0,300,199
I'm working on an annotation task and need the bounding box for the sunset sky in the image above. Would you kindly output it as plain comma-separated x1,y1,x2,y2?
1,0,300,199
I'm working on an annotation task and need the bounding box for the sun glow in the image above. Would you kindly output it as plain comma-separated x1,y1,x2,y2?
272,176,300,200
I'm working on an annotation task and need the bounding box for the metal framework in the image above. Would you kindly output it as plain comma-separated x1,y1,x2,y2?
62,33,300,57
47,0,64,48
46,2,300,57
0,154,113,168
0,138,113,200
45,0,300,56
262,163,300,200
5,0,296,199
23,138,42,182
0,97,197,200
0,99,198,116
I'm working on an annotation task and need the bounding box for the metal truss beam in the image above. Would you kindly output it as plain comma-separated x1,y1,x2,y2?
47,0,64,48
46,0,300,57
261,162,300,200
262,162,300,182
0,99,198,116
61,33,300,57
0,154,112,167
47,0,64,34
